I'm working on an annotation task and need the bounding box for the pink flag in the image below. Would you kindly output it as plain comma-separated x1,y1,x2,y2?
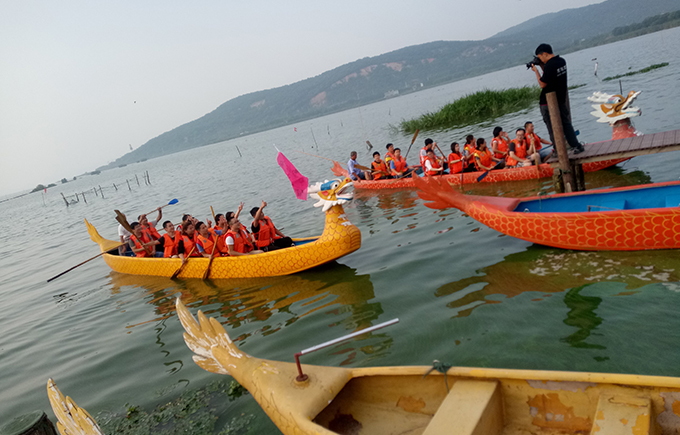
276,151,308,200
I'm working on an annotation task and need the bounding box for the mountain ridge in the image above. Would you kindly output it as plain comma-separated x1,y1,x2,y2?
98,0,680,171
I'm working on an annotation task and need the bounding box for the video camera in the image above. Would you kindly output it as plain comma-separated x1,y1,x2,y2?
526,56,543,69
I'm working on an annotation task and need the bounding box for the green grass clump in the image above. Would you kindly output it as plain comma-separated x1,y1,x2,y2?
603,62,669,81
400,86,541,133
569,83,586,90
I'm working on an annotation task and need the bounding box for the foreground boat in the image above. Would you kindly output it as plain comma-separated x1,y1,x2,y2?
414,175,680,251
86,179,361,279
174,298,680,434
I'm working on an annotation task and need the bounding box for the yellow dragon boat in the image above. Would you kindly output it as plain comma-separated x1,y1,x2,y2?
46,299,680,434
172,298,680,435
85,179,361,279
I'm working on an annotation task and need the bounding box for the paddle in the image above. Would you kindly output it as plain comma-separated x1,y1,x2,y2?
202,236,219,280
47,244,124,282
403,129,420,160
476,161,504,182
115,210,134,234
143,198,179,216
171,245,196,279
210,206,216,224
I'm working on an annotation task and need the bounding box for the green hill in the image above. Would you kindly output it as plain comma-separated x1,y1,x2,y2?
98,0,680,170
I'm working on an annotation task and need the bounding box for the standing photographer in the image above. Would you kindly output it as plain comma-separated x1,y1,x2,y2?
531,43,585,154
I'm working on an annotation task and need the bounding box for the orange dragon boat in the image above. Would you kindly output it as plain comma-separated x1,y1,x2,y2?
332,91,642,190
85,179,361,279
414,175,680,251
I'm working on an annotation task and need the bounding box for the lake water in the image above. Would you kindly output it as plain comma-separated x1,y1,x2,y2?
2,27,680,433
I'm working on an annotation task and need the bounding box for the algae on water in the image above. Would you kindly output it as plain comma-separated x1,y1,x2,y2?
603,62,669,81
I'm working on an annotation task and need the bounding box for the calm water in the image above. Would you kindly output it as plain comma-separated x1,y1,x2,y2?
2,28,680,432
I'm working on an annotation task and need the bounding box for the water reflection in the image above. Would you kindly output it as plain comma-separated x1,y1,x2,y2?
561,285,605,350
437,247,680,317
107,262,379,338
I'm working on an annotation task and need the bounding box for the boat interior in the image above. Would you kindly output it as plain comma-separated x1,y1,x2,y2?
515,183,680,213
312,373,674,434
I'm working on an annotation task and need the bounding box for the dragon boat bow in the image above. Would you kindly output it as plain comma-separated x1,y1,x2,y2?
414,175,680,251
173,298,680,435
86,179,361,279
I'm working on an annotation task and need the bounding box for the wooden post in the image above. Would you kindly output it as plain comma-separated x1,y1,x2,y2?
99,185,104,198
93,187,98,197
113,183,117,191
135,174,140,186
0,410,58,435
573,162,585,192
75,193,79,202
81,192,87,204
236,146,243,158
546,92,574,193
127,179,132,191
60,193,69,207
146,170,150,184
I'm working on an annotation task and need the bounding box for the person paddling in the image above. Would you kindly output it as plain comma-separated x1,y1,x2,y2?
424,148,444,176
161,220,182,258
472,138,503,171
390,148,412,178
370,152,390,180
129,222,161,258
447,143,464,174
195,221,221,258
225,217,263,256
250,201,293,251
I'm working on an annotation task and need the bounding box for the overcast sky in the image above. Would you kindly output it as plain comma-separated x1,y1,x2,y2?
0,0,604,196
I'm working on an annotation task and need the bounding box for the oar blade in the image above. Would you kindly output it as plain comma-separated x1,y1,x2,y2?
168,198,179,205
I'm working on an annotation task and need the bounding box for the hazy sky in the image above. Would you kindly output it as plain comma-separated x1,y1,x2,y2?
0,0,604,196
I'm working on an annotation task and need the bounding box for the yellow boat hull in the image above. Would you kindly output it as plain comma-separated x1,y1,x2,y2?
86,204,361,279
176,298,680,435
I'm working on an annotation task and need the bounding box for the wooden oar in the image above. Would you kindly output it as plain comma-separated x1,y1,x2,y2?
404,129,420,160
143,198,179,216
202,236,219,280
115,210,134,234
47,244,124,282
476,161,504,182
172,245,196,279
434,143,447,160
210,206,216,224
534,152,541,177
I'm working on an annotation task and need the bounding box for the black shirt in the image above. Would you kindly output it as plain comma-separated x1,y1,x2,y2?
539,55,568,105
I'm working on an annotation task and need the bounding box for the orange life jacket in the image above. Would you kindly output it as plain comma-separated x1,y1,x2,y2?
226,228,254,254
425,156,442,176
130,234,152,258
492,137,508,159
448,152,463,174
197,233,220,257
391,156,408,175
463,143,476,168
371,160,389,180
473,149,493,171
181,234,201,257
420,147,429,166
526,132,542,151
162,232,181,258
142,223,161,240
385,151,395,166
506,139,527,167
253,216,280,249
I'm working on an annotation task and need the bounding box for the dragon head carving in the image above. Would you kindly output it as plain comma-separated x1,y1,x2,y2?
588,91,641,125
308,178,354,211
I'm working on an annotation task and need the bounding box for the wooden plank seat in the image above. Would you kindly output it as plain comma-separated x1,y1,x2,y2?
422,380,503,435
589,394,652,435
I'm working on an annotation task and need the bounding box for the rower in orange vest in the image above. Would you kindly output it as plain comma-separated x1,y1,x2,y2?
420,138,435,166
161,220,182,258
525,121,554,162
179,221,201,261
384,143,396,168
505,128,536,168
250,201,294,251
225,216,263,256
390,148,412,177
424,149,444,176
195,222,221,258
370,152,390,180
491,127,510,160
472,138,503,171
129,222,160,258
447,142,464,174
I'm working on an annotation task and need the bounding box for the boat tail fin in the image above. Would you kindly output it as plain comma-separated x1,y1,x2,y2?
85,219,122,253
176,298,244,376
47,378,104,435
413,174,472,212
331,160,349,177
